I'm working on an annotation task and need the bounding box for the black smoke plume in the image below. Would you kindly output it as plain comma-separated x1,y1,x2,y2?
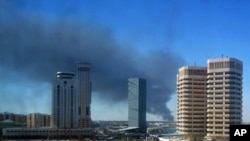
0,1,184,120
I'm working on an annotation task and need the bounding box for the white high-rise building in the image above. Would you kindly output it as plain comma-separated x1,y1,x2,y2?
52,72,79,129
77,63,91,128
206,58,242,141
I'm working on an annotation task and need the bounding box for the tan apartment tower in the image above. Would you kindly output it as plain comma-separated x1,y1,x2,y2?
205,58,242,141
177,66,207,141
77,62,92,128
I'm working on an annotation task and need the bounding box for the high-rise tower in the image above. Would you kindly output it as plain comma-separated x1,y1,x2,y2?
52,72,79,128
77,62,91,128
206,58,242,141
177,66,207,141
128,78,147,133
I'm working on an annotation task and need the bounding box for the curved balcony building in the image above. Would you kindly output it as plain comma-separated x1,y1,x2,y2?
177,66,207,141
206,58,242,141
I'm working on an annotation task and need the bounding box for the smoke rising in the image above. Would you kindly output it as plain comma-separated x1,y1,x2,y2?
0,1,184,120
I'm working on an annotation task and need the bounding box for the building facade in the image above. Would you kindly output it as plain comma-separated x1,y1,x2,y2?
206,58,242,141
177,66,207,141
128,78,147,133
52,72,79,129
27,113,50,128
77,63,92,128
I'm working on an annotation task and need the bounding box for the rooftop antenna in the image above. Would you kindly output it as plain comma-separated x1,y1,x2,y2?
221,54,224,58
194,62,196,66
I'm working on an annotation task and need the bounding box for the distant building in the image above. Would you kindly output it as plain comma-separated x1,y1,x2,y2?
27,113,50,128
177,66,207,141
128,78,147,133
52,72,79,128
177,57,243,141
0,112,26,124
77,62,92,128
0,119,26,135
0,113,3,122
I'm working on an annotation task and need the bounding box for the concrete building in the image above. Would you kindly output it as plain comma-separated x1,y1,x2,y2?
177,66,207,141
27,113,50,128
128,78,147,133
177,57,243,141
52,72,79,129
205,58,242,141
77,62,92,128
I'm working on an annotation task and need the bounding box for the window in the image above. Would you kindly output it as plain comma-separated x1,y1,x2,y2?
215,77,223,80
215,72,223,75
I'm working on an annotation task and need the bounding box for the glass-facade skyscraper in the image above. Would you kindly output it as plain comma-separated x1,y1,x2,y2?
128,78,147,133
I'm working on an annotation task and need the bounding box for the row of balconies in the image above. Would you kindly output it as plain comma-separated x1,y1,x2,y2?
178,114,206,118
207,109,242,113
207,71,241,76
178,118,205,121
178,107,206,111
207,120,241,125
207,99,242,103
207,75,242,80
177,117,241,123
206,119,241,123
177,126,205,130
206,132,229,137
206,100,241,105
178,96,206,100
206,103,241,107
207,96,242,100
178,94,205,98
207,107,241,111
206,87,242,91
207,92,242,96
207,111,241,115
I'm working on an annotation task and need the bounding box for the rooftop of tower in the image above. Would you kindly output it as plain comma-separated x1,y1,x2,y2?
56,72,75,79
207,57,242,64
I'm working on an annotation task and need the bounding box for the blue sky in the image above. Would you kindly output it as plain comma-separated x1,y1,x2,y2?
1,0,250,122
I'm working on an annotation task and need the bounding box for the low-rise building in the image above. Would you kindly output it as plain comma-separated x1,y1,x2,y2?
0,112,26,124
2,128,95,140
0,119,26,136
27,113,50,128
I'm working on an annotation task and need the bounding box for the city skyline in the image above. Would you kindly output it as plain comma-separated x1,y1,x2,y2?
0,0,250,122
